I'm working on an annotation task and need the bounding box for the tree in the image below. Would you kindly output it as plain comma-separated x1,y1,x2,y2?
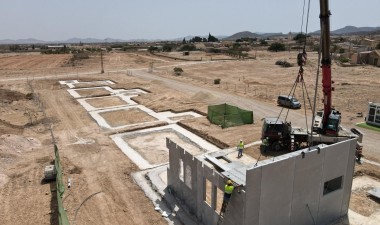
293,33,307,43
376,43,380,50
260,39,268,46
268,42,286,52
162,44,173,52
182,38,186,44
202,37,207,42
233,43,241,49
191,36,202,42
180,44,196,51
208,33,219,42
148,46,159,52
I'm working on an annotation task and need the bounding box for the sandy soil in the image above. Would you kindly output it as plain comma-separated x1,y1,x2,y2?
85,96,127,108
125,130,204,165
100,108,157,127
0,51,379,225
75,88,111,97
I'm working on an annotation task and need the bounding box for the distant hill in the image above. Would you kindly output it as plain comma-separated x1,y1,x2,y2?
223,31,285,40
2,25,380,45
311,26,380,35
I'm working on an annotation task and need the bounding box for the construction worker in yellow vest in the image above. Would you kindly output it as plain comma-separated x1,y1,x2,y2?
220,179,234,215
237,139,244,158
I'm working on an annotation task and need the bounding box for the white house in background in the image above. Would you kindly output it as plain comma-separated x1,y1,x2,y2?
366,102,380,127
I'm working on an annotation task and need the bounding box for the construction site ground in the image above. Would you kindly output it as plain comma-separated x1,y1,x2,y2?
0,51,379,225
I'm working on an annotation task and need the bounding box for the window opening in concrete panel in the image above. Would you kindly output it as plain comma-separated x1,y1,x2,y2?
204,178,212,207
179,159,184,182
215,187,224,214
185,165,192,189
216,156,231,164
323,176,343,195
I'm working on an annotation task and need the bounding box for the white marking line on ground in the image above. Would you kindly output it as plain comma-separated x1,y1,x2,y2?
77,94,138,111
89,105,165,129
67,86,111,99
59,80,115,89
110,124,220,170
156,111,203,122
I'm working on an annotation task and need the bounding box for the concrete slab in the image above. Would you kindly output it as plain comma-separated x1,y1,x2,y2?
368,188,380,199
111,124,220,170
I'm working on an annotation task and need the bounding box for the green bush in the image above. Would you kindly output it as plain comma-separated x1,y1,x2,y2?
338,56,349,63
268,42,286,52
275,60,293,67
173,67,184,75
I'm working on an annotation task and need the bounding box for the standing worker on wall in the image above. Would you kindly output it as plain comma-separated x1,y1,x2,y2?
220,179,234,216
237,139,244,158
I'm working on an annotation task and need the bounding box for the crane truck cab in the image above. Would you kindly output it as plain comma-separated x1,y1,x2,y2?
313,109,341,135
261,118,292,151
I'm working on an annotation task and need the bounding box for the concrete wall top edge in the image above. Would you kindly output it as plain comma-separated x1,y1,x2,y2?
247,139,354,171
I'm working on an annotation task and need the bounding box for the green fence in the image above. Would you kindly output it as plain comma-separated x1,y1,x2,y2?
55,144,70,225
207,103,254,128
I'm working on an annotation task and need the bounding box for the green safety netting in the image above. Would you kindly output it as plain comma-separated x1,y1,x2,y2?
54,145,70,225
207,103,254,128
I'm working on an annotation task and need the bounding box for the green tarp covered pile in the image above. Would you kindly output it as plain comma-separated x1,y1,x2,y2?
207,103,254,128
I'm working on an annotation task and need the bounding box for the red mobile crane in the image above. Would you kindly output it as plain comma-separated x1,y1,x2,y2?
261,0,363,152
313,0,341,135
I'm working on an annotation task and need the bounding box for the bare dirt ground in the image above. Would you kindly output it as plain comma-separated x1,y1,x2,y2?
0,51,379,225
75,88,111,97
100,108,157,127
85,96,127,108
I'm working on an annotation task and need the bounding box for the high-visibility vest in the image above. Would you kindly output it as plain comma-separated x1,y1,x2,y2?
238,142,244,149
225,184,234,194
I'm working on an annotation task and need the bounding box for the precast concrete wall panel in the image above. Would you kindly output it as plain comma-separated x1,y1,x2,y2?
167,138,200,216
341,140,356,216
289,150,325,225
244,167,262,225
317,139,354,225
259,157,296,225
222,190,246,225
168,138,356,225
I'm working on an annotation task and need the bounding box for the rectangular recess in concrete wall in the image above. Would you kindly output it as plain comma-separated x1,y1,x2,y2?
290,150,324,225
204,178,213,207
317,140,352,225
259,158,296,225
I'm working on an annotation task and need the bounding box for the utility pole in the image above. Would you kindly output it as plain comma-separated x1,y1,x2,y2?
100,51,104,74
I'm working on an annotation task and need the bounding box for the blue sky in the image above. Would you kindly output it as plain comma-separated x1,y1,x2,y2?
0,0,379,40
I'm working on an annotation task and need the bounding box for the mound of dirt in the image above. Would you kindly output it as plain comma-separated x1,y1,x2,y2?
0,89,30,103
0,134,41,153
0,173,9,188
191,91,217,102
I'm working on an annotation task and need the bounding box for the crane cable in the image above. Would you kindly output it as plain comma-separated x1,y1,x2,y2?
271,0,312,152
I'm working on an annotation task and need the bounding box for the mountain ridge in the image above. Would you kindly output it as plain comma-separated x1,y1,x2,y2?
1,26,379,44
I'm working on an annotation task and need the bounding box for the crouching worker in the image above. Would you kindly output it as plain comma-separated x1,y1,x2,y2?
220,179,236,216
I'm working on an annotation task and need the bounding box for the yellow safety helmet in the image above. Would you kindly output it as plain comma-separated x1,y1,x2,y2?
227,180,233,185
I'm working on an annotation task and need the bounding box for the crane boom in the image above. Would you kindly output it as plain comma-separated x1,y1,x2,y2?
320,0,332,123
319,0,340,135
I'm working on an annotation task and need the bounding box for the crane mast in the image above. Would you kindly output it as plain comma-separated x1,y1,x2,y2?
318,0,340,135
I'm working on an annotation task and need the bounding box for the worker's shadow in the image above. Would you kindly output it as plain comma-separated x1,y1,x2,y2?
259,145,288,157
